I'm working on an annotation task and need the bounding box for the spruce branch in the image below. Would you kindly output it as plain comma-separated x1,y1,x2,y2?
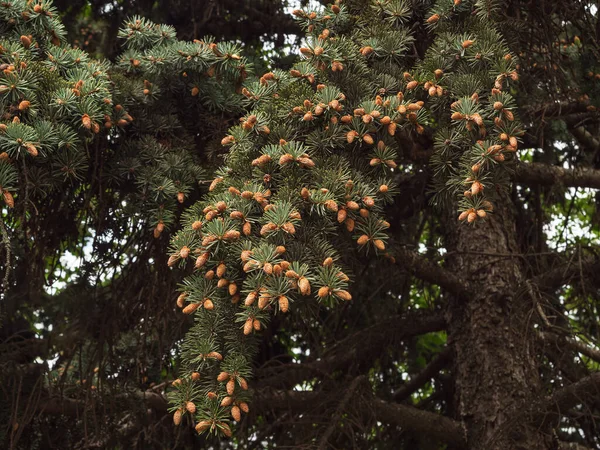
258,312,446,390
372,396,466,447
317,375,366,450
253,386,467,447
394,247,472,297
514,162,600,189
569,125,600,153
532,255,600,292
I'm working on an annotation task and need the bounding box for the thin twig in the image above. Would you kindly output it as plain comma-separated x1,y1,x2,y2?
0,214,11,302
317,376,365,450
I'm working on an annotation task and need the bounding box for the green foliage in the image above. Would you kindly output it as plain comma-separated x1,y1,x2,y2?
165,0,524,438
0,3,252,446
2,1,599,449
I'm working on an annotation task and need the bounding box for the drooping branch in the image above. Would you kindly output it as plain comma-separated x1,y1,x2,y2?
526,100,593,119
39,389,169,416
372,396,466,447
392,347,453,402
394,247,472,297
514,162,600,189
548,372,600,413
559,442,594,450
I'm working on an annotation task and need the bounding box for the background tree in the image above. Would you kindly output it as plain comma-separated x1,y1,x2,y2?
53,0,301,63
2,1,600,450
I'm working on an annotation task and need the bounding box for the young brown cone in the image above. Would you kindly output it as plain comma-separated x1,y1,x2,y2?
278,295,289,313
334,290,352,301
186,401,196,414
195,420,212,433
299,277,311,295
176,293,187,308
173,409,182,426
3,191,14,208
217,371,230,382
231,405,241,421
318,286,330,298
182,303,200,315
226,379,235,395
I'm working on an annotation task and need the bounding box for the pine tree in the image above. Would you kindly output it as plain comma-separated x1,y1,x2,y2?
3,1,600,449
166,0,525,438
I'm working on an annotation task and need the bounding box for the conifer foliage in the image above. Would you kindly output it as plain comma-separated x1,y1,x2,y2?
0,1,249,239
0,5,250,445
166,0,523,437
2,1,600,449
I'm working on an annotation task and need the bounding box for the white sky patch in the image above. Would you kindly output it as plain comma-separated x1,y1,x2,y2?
543,187,596,252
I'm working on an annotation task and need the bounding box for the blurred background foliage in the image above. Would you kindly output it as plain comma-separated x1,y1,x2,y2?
55,0,303,65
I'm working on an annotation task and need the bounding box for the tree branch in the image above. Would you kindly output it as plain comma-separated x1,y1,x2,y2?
559,442,594,450
394,247,472,297
36,378,467,447
533,372,600,427
514,162,600,189
392,347,452,402
372,396,466,447
257,312,446,390
549,373,600,412
256,387,467,448
317,376,365,450
532,255,600,292
570,125,600,153
39,389,168,416
538,332,600,365
526,100,593,119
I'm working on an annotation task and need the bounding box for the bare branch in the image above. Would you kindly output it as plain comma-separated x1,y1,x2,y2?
534,372,600,427
559,442,594,450
39,389,168,416
394,247,472,297
532,255,600,292
538,332,600,365
372,396,466,447
550,372,600,411
526,100,593,119
257,312,446,390
392,347,452,402
514,162,600,189
256,386,466,447
317,376,366,450
570,125,600,153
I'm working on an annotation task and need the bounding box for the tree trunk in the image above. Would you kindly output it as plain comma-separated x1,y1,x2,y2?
445,191,548,450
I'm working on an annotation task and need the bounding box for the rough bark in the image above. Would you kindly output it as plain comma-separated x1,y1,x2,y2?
445,190,547,450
